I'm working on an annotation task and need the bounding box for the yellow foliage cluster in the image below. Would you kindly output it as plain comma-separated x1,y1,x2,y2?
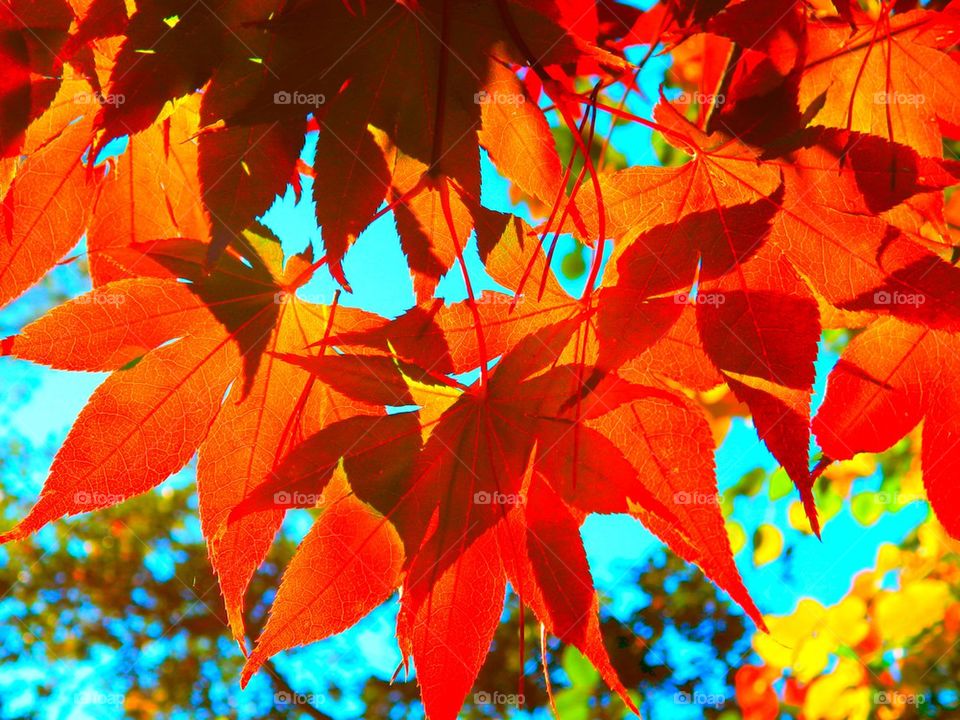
738,521,960,720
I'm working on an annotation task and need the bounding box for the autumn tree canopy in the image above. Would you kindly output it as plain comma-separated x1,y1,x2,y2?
2,0,960,717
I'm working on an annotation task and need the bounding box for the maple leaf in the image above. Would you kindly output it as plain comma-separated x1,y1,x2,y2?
196,296,381,640
584,377,764,628
0,321,239,543
567,103,786,370
239,470,404,686
400,526,507,720
799,6,960,156
221,357,541,717
764,129,960,330
169,234,384,639
478,58,564,209
0,75,98,308
0,236,265,543
316,320,759,705
813,318,960,537
247,316,760,716
88,96,210,285
1,277,211,370
495,473,635,707
696,245,821,529
0,230,378,570
568,104,822,510
189,0,619,281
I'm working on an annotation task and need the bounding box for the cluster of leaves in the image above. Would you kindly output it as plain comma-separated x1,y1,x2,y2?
3,0,960,716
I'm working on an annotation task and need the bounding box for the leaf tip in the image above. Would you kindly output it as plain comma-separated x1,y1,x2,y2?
329,260,353,293
739,589,768,634
0,526,22,546
239,653,262,689
226,605,247,650
804,493,823,540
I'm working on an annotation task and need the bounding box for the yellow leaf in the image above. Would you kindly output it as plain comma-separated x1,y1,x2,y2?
754,599,832,679
825,597,869,648
874,580,950,644
753,523,783,567
876,545,901,573
727,521,747,555
791,636,834,683
788,500,817,534
803,658,870,720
